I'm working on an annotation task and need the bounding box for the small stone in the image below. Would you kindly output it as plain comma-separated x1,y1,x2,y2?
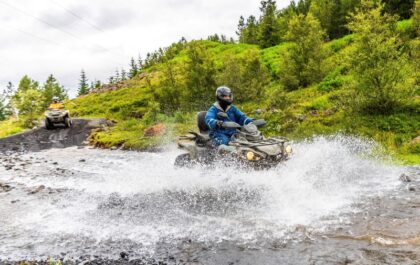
120,251,129,260
79,159,86,162
409,186,416,192
399,173,412,182
29,185,46,194
52,162,58,165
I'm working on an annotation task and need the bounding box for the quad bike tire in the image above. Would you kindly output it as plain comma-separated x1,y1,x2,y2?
45,118,54,130
174,153,193,167
64,117,72,128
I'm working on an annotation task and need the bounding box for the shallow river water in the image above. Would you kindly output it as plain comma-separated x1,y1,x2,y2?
0,136,419,264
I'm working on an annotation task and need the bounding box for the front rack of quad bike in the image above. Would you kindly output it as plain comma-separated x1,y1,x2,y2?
229,136,289,147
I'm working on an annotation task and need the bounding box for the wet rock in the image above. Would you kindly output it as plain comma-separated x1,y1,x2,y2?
411,136,420,144
0,183,13,192
120,251,129,260
79,159,86,162
52,162,58,165
399,173,412,182
28,185,46,194
144,123,166,137
408,186,416,192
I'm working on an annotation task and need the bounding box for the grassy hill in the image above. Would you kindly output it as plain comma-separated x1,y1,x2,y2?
1,19,418,164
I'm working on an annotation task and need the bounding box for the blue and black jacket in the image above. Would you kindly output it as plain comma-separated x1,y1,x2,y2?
205,102,253,141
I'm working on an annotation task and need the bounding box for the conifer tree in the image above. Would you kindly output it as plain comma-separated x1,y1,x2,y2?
121,69,127,81
42,74,67,108
258,0,280,48
78,69,89,96
129,57,138,78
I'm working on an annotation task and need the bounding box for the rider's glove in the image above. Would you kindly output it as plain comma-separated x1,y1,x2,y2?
216,120,224,128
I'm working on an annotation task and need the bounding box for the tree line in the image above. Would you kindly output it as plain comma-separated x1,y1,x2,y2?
152,0,418,115
237,0,415,47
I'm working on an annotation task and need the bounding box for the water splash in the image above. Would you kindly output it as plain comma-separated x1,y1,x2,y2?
0,135,406,260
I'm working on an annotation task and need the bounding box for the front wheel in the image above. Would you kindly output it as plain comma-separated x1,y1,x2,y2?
45,118,54,130
64,117,71,128
174,153,192,167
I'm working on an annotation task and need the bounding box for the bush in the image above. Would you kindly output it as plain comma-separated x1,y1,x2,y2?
318,69,345,92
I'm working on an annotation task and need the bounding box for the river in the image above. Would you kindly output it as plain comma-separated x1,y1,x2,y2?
0,135,419,264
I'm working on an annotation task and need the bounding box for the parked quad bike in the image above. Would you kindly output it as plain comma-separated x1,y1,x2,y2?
44,108,72,130
175,111,292,169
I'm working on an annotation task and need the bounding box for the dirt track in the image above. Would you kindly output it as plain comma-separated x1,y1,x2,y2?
0,118,110,152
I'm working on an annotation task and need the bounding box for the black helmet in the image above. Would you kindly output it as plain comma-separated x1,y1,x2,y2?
216,86,233,109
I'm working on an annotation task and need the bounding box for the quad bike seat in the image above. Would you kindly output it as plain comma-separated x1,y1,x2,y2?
194,111,211,146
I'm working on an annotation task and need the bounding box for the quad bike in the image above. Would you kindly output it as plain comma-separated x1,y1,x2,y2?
175,111,292,169
44,107,72,130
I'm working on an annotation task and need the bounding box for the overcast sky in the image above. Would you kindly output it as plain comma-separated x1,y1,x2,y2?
0,0,291,97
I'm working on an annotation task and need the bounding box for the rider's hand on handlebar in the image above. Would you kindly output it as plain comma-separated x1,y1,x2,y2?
216,120,224,128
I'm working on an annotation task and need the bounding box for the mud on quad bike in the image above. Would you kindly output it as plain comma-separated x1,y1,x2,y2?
44,108,72,130
175,111,292,169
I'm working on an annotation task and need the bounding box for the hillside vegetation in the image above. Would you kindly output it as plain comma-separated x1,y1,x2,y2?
1,0,419,164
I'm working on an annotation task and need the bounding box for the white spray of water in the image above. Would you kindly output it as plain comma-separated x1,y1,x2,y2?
0,135,405,259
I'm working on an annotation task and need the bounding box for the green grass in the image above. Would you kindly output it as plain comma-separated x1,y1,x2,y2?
0,118,27,138
0,37,418,165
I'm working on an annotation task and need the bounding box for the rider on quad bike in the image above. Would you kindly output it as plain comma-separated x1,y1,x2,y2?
205,86,253,152
44,96,72,130
175,86,292,168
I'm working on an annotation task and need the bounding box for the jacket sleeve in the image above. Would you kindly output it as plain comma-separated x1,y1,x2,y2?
233,106,253,126
205,106,219,130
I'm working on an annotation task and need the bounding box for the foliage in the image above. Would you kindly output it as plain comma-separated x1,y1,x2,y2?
0,118,25,138
279,13,326,90
347,0,415,113
17,75,39,93
129,57,139,78
258,0,280,48
414,0,420,35
382,0,415,19
184,41,217,110
318,68,346,92
42,74,68,108
155,60,184,113
0,82,14,120
78,69,89,96
12,88,44,127
216,50,270,103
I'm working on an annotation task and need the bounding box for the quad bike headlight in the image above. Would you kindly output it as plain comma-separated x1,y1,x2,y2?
285,145,292,154
246,151,255,161
245,151,261,161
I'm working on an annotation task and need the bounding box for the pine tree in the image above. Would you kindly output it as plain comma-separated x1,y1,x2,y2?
129,57,138,78
114,69,120,82
258,0,280,48
42,74,67,108
17,75,39,93
94,80,102,89
78,69,89,96
243,16,259,44
121,69,127,81
137,55,143,70
236,16,246,38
